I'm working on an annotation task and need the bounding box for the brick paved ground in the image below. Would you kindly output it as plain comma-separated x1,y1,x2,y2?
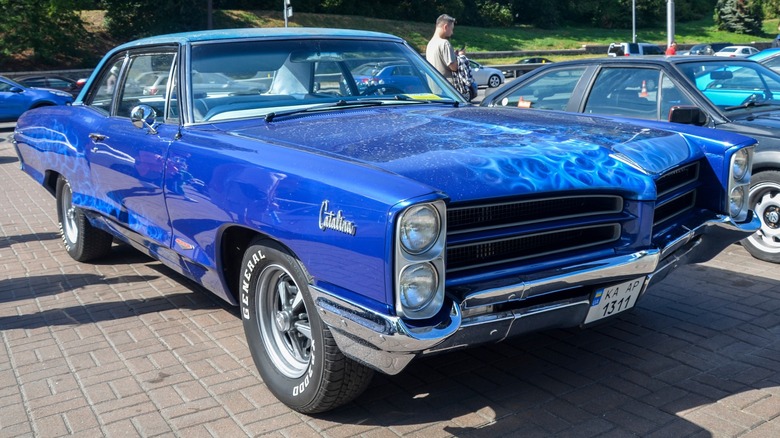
1,127,779,437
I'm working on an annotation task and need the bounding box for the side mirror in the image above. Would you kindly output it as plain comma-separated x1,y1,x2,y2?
130,104,158,134
668,106,707,126
9,86,23,93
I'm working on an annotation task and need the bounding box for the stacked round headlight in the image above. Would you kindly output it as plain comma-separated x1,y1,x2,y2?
732,148,750,182
395,201,445,320
399,263,439,311
729,185,745,218
399,204,440,254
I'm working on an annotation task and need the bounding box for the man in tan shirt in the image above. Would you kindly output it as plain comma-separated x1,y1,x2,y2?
426,14,458,81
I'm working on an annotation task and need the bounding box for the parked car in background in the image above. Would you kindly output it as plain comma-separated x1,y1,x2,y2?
14,74,86,98
686,42,733,56
516,57,554,64
468,59,505,87
715,45,759,57
749,47,780,73
480,56,780,263
350,61,427,93
0,76,74,122
607,42,664,56
13,28,759,414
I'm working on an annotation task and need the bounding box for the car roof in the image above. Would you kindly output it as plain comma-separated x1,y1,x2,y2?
749,48,780,62
523,55,757,69
115,27,402,51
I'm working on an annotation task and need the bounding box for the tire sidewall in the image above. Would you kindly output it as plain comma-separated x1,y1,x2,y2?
744,171,780,263
240,241,325,410
55,176,80,258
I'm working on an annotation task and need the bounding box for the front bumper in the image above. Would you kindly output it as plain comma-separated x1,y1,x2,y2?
311,211,759,375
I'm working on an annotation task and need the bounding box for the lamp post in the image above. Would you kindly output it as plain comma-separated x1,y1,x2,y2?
632,0,636,43
667,0,675,46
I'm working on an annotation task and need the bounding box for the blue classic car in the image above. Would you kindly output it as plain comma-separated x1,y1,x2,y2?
12,28,760,413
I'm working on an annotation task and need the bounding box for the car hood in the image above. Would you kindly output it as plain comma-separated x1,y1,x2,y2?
726,108,780,135
226,106,735,202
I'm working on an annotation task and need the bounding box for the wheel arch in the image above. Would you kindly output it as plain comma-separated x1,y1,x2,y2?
42,170,62,196
219,225,310,306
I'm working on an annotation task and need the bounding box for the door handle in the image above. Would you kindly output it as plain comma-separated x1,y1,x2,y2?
89,133,108,141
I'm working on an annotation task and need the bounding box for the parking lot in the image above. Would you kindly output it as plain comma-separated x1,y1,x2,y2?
1,125,779,437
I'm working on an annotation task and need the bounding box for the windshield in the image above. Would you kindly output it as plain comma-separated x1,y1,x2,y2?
677,60,780,112
188,39,463,123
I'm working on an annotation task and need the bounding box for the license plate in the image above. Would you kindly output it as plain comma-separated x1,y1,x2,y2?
584,277,646,324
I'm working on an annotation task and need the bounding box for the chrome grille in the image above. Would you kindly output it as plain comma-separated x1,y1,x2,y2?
654,190,697,226
656,162,699,197
446,195,624,273
448,195,623,234
653,161,701,227
447,224,620,272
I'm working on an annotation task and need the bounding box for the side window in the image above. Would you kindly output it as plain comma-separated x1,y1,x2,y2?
117,53,175,119
493,66,587,110
584,67,661,120
763,57,780,74
88,58,125,114
23,78,47,88
659,74,695,120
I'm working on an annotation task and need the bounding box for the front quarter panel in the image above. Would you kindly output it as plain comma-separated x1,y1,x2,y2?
164,128,440,312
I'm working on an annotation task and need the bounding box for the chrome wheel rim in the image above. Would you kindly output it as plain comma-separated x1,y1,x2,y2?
256,263,312,378
60,183,78,245
747,181,780,255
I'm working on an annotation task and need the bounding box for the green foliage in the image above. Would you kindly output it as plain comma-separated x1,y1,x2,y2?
100,0,207,39
715,0,763,34
0,0,90,64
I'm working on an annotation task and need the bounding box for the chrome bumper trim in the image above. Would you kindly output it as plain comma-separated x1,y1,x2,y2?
312,212,759,375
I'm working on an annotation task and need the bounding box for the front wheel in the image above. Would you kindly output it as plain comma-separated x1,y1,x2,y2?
742,170,780,263
487,74,501,88
240,239,373,413
55,176,113,262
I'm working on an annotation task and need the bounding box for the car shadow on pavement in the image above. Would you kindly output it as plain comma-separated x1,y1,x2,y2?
0,231,60,249
312,259,780,436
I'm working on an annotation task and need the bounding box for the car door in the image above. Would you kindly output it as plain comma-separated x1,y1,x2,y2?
0,78,27,121
84,48,180,253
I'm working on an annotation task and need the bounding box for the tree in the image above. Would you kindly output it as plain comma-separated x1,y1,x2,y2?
0,0,90,65
100,0,208,40
715,0,763,35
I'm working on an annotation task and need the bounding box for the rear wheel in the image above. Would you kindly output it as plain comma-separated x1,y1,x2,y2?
240,239,373,413
55,176,113,262
742,170,780,263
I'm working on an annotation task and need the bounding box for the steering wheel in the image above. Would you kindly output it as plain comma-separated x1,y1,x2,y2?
361,84,405,96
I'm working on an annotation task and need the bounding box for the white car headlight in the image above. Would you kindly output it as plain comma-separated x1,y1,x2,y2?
399,263,439,312
399,204,440,254
732,148,750,182
729,185,745,218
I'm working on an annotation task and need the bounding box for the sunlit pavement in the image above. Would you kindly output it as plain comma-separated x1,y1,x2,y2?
1,127,779,437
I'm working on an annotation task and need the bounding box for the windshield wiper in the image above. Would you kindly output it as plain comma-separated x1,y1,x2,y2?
725,95,775,111
264,99,384,122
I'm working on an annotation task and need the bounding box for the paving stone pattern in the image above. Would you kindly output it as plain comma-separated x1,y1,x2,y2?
1,129,779,437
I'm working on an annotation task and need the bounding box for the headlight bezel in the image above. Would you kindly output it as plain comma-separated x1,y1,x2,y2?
394,200,446,320
727,146,754,222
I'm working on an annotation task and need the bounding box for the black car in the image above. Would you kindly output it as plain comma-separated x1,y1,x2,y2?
14,74,85,97
516,57,554,64
481,56,780,263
